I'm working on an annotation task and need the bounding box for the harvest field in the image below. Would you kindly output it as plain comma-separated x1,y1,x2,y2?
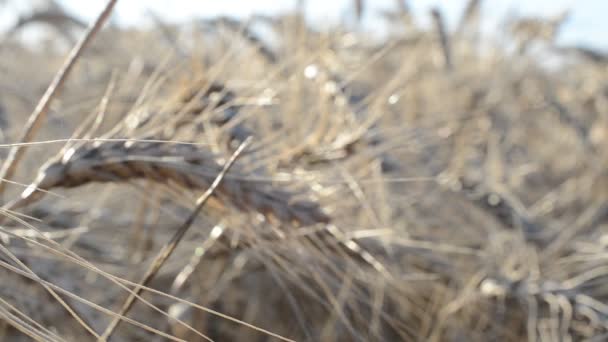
1,0,608,341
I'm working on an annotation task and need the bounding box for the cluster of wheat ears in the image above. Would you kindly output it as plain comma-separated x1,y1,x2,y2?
1,0,608,341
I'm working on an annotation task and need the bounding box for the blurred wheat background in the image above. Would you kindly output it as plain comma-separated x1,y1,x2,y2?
0,0,607,341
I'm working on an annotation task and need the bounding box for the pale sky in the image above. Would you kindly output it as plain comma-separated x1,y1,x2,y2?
7,1,608,50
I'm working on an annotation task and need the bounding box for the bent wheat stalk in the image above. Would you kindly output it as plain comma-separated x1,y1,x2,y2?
12,139,330,227
6,138,390,276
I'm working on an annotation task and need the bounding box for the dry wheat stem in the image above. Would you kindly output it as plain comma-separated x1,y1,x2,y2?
0,260,186,341
0,241,99,339
0,221,293,342
0,295,62,342
0,0,118,197
456,0,481,35
431,8,453,71
12,137,390,276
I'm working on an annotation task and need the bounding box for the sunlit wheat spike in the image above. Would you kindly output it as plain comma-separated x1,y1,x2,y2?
20,140,330,227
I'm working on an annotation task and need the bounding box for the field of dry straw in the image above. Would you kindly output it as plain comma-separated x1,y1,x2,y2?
1,0,608,341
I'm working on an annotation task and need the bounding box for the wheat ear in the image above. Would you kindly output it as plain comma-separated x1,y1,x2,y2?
16,140,330,227
10,139,392,276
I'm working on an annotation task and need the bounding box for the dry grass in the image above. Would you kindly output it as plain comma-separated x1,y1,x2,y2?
1,0,608,341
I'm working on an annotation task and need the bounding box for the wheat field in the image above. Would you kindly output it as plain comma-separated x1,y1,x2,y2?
0,0,607,341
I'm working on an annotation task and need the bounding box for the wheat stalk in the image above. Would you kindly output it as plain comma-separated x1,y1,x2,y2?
480,276,608,337
0,0,118,197
431,8,453,71
9,137,393,276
